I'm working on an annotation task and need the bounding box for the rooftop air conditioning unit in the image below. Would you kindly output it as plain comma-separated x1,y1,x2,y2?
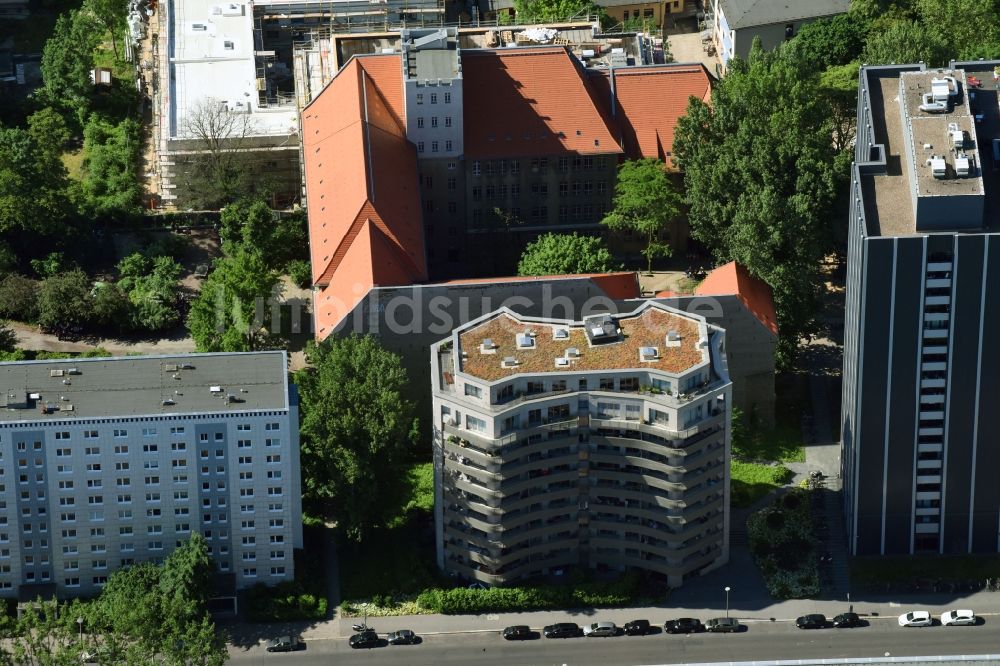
956,153,971,177
927,155,947,178
639,346,659,361
501,356,518,368
566,347,580,358
482,338,496,350
919,93,948,113
210,386,223,393
554,328,569,340
555,357,570,368
516,333,534,348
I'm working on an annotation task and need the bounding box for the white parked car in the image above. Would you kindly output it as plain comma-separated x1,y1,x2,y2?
941,609,977,626
898,610,933,627
583,622,618,637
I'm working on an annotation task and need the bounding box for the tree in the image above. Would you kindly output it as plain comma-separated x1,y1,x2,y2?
83,0,129,59
39,10,101,123
513,0,602,22
295,335,420,540
861,19,949,66
78,116,142,219
916,0,1000,61
178,98,257,209
0,274,40,322
27,108,71,156
37,270,93,333
0,321,16,353
186,249,281,351
672,43,840,365
517,232,620,276
785,13,865,69
117,253,183,331
0,127,72,235
600,158,680,274
91,282,131,333
219,198,308,269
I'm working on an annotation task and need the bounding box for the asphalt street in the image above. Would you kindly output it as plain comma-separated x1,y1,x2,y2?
228,614,1000,665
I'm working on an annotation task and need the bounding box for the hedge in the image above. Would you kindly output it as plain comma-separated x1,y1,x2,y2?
747,489,820,599
244,581,328,622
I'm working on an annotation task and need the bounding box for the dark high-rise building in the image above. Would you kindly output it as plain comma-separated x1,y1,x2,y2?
842,61,1000,555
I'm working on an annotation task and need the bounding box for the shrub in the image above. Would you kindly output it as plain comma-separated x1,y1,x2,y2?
287,259,312,289
244,581,328,622
747,490,820,599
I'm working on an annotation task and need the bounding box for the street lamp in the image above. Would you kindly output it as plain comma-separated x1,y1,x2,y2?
724,586,731,619
76,616,83,643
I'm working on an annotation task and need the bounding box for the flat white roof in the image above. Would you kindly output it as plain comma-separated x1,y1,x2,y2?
167,0,298,139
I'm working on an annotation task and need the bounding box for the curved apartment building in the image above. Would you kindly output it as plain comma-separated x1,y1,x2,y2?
430,301,731,587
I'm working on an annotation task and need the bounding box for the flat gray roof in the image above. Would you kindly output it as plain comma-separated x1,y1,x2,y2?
720,0,848,29
0,352,289,423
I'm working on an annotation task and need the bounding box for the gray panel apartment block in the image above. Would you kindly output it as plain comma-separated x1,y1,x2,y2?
0,351,302,599
842,60,1000,556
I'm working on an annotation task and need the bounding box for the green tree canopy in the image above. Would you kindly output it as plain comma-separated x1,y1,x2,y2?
27,107,72,156
672,43,841,365
77,115,142,219
186,249,281,351
513,0,602,22
861,19,948,66
0,127,72,235
117,252,184,331
915,0,1000,61
37,270,93,332
600,158,680,274
219,198,308,270
39,9,101,122
0,274,39,322
517,232,620,276
785,13,865,69
295,335,420,540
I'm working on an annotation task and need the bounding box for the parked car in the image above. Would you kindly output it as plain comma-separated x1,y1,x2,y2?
543,622,583,639
796,614,829,630
665,617,705,634
502,625,535,640
898,611,933,627
265,635,304,652
349,630,382,648
583,622,618,637
387,629,420,645
833,612,864,628
941,610,977,626
623,619,652,636
705,617,742,633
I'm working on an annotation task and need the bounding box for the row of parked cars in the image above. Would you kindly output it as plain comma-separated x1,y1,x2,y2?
794,609,979,630
503,616,744,640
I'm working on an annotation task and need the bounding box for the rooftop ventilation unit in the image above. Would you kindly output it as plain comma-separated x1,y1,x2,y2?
665,330,682,347
956,153,972,177
49,369,64,378
164,364,179,372
927,155,947,178
480,338,497,354
162,399,175,406
501,356,519,368
210,386,223,393
931,76,958,103
67,368,80,375
566,347,580,358
516,333,534,348
919,93,948,113
181,364,195,370
555,357,570,368
639,346,659,361
948,122,964,149
554,328,569,340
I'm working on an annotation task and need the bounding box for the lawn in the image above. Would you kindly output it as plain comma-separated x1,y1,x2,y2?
730,460,793,508
851,555,1000,586
61,149,84,181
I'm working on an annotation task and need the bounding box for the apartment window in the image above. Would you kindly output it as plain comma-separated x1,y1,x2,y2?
465,415,486,433
142,428,157,437
417,117,424,128
445,140,453,151
87,479,102,488
270,550,285,559
237,424,251,432
464,384,482,398
472,161,481,176
430,93,437,104
267,487,283,497
55,432,70,440
431,141,439,153
431,116,438,128
269,535,285,544
444,92,451,103
268,503,283,512
143,444,157,453
265,439,279,448
114,445,129,455
448,161,457,170
418,141,425,153
56,448,70,458
416,94,423,104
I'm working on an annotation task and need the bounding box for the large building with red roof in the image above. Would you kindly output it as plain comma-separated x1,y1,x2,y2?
301,28,712,337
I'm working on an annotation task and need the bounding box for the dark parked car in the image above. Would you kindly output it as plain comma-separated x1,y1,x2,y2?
665,617,705,634
387,630,419,645
833,612,863,628
502,625,535,640
624,619,652,636
706,618,742,633
349,630,381,649
796,614,829,629
543,622,583,638
265,635,304,652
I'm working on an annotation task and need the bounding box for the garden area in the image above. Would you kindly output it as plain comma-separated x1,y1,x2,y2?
244,526,329,622
747,490,820,599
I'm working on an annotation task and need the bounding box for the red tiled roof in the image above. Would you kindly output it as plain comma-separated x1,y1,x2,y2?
302,55,427,340
590,64,712,167
461,48,622,159
695,261,778,336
